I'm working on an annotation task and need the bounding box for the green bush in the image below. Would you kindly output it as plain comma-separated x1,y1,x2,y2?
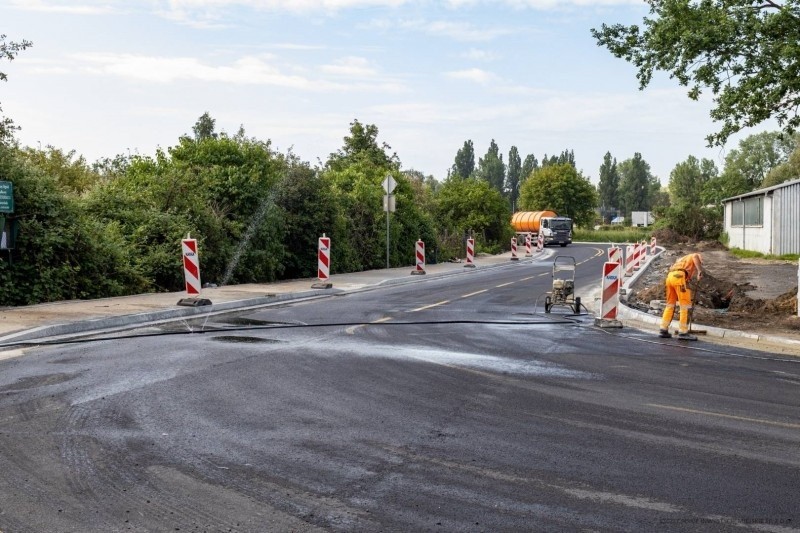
574,228,650,244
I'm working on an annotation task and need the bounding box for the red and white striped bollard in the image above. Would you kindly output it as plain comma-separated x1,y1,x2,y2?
411,239,426,275
608,246,622,264
597,261,623,327
312,234,332,288
182,237,201,296
464,237,476,268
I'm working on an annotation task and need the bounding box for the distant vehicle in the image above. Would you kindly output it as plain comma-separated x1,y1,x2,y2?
511,211,573,247
631,211,655,227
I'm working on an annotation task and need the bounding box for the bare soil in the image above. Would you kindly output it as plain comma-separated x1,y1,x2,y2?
627,241,800,338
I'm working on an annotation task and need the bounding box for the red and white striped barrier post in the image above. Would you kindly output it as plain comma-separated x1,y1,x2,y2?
537,232,544,252
411,239,426,275
624,244,635,277
632,242,642,270
312,234,333,288
597,261,623,327
640,239,648,264
650,236,657,256
464,237,476,268
182,237,201,296
608,246,622,264
510,237,519,261
525,233,532,257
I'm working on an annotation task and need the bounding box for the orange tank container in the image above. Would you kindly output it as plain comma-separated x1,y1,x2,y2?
510,211,557,233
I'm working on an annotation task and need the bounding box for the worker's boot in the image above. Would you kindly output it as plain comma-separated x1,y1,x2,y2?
658,329,672,338
677,332,698,341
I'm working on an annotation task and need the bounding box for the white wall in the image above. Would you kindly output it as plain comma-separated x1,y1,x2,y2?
725,195,774,254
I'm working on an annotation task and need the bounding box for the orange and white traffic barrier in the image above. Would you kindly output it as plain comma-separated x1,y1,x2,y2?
537,232,544,252
182,237,201,296
317,234,331,282
412,239,426,275
464,237,476,268
600,261,622,321
640,239,648,264
510,237,519,261
525,233,532,257
650,236,657,255
608,246,622,264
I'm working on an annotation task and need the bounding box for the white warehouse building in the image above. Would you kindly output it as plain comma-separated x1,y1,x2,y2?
723,177,800,255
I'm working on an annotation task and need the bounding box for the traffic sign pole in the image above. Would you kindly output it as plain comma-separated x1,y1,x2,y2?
383,175,397,269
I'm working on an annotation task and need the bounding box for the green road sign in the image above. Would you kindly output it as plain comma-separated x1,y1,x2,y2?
0,181,13,213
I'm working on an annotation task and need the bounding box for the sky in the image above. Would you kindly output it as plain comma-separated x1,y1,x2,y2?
0,0,775,184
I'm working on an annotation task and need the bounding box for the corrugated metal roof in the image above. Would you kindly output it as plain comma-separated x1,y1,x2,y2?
722,177,800,202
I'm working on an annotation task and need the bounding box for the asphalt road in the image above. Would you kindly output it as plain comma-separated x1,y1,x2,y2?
0,244,798,532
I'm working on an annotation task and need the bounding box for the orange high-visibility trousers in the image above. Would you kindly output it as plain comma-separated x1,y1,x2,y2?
660,270,694,334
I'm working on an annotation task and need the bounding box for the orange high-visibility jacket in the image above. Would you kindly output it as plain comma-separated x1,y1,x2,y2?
669,253,702,280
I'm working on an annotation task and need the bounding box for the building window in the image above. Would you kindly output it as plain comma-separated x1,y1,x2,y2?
731,197,763,226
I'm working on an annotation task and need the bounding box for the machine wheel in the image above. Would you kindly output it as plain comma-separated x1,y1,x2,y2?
544,296,552,314
573,296,581,314
560,243,568,247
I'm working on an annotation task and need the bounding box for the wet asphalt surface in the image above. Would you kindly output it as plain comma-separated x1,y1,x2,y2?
0,244,799,532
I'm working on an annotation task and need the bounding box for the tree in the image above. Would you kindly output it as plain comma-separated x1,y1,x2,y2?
0,142,147,304
656,156,722,240
0,34,33,141
704,131,796,205
326,119,400,172
541,150,575,168
591,0,800,147
763,140,800,187
505,146,522,212
18,146,99,195
476,139,505,194
597,151,620,223
521,154,538,181
451,140,475,180
518,163,598,228
669,155,717,209
192,112,217,141
435,178,512,250
617,153,656,216
273,160,337,279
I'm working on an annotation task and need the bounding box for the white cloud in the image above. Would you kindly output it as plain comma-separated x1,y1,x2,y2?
462,48,498,61
373,18,515,42
445,68,496,84
64,52,408,93
8,0,116,14
321,56,377,77
74,53,319,87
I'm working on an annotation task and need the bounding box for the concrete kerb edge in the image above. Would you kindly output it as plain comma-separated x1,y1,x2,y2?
0,289,340,344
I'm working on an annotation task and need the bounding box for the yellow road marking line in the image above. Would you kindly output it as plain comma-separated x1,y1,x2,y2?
411,300,450,312
462,289,488,297
648,404,800,429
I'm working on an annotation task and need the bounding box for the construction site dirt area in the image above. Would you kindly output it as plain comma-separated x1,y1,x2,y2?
627,241,800,339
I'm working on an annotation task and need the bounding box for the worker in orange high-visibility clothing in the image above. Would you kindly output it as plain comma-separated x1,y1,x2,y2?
659,252,704,340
